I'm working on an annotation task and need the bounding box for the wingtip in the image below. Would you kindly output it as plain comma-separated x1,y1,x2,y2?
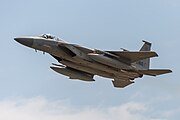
155,52,159,57
151,51,159,57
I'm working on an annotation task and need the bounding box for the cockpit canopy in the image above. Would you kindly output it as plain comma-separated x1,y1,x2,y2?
39,34,63,42
41,34,55,39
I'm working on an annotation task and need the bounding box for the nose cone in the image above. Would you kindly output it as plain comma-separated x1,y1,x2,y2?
14,37,34,48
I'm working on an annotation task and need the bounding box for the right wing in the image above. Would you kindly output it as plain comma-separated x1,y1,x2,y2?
106,51,158,63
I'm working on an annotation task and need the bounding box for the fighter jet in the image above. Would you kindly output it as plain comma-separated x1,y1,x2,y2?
14,34,172,88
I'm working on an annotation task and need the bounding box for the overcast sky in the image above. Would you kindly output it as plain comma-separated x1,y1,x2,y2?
0,0,179,119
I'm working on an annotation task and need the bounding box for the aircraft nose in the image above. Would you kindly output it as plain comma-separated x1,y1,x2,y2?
14,37,34,47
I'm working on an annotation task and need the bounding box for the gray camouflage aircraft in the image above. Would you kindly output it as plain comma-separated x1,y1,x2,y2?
15,34,172,88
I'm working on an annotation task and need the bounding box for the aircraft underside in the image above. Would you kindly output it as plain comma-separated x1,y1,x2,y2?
14,34,172,88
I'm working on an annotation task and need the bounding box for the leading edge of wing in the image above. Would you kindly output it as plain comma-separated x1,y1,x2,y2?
106,51,158,63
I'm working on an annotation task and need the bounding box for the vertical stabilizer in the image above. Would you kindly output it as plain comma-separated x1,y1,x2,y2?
140,40,151,51
135,40,152,69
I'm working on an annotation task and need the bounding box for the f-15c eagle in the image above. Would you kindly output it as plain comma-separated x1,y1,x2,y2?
15,34,172,88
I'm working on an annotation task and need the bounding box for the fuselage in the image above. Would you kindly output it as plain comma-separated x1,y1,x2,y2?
14,34,172,88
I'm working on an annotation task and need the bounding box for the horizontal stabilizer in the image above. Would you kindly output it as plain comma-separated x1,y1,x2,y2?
106,51,158,63
139,69,172,76
112,79,134,88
